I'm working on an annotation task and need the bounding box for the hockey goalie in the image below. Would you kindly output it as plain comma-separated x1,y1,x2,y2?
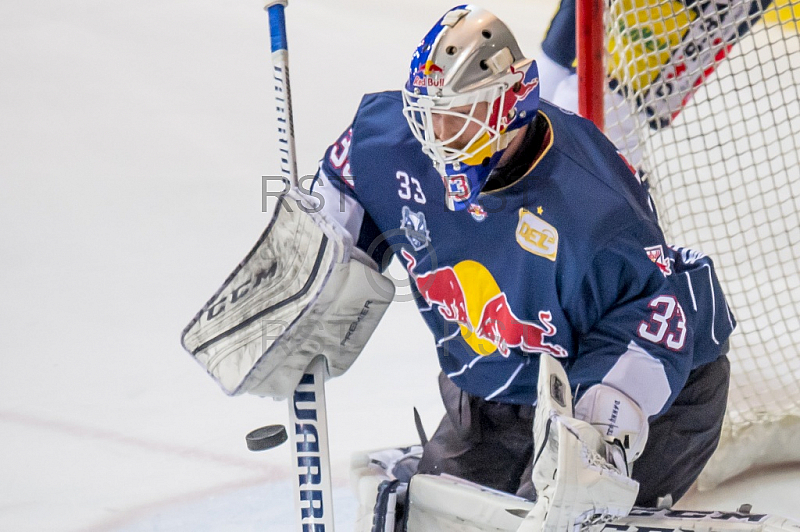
311,5,735,527
182,4,756,531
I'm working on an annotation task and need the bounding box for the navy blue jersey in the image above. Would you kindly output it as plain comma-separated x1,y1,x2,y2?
314,91,734,418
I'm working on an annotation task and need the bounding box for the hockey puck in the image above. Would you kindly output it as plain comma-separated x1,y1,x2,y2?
246,424,288,451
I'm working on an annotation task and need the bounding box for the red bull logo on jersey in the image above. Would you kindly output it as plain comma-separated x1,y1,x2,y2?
468,203,487,222
401,249,568,358
475,295,566,358
402,249,470,326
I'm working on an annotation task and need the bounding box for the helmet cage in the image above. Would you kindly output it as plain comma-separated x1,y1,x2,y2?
402,83,509,172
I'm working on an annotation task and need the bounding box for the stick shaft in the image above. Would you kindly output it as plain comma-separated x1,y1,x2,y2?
264,4,335,530
288,357,336,531
265,1,299,188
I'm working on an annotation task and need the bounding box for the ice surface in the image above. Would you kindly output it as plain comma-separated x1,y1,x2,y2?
1,1,798,531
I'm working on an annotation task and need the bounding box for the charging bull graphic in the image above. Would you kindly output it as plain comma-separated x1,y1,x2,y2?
475,294,567,358
401,249,470,327
402,249,568,358
490,65,539,133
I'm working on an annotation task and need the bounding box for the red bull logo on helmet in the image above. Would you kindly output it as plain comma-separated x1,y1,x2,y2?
413,61,446,89
489,65,539,133
402,249,568,358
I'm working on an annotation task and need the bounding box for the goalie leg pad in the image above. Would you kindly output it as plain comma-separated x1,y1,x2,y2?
372,480,405,532
518,355,639,532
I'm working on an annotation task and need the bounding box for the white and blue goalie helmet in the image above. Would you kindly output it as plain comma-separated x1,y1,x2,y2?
402,5,540,211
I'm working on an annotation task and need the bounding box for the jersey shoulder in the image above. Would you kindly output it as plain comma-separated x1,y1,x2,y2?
351,90,417,150
348,90,430,180
539,100,635,185
319,91,410,189
536,100,656,228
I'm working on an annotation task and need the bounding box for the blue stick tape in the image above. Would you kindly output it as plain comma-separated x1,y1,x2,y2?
267,4,288,53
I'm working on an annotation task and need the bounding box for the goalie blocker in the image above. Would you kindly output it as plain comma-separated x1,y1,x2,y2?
181,189,395,398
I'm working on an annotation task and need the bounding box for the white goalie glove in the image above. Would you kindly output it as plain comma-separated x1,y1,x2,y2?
181,188,395,398
517,355,648,532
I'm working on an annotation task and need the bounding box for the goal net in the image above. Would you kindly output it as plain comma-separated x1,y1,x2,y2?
593,0,800,488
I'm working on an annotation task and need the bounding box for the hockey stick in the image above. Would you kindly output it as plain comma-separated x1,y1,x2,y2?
263,2,336,530
265,0,298,189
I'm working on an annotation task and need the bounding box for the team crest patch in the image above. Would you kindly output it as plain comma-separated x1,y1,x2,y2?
468,204,487,222
401,206,430,251
516,209,558,261
645,245,673,276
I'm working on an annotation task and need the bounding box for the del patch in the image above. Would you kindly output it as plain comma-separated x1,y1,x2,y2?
516,209,558,261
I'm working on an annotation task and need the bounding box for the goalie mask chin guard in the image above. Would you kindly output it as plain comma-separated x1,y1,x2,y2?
402,4,540,211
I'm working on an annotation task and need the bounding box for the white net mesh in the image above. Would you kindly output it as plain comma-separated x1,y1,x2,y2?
603,0,800,488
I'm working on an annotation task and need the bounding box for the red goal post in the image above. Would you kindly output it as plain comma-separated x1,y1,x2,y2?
576,0,800,489
577,0,606,129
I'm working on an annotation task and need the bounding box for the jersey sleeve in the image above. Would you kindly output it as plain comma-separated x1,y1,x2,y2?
311,124,391,272
541,0,577,71
565,225,697,419
667,245,736,367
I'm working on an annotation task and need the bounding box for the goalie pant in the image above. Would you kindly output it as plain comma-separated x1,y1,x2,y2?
539,0,774,128
416,354,730,507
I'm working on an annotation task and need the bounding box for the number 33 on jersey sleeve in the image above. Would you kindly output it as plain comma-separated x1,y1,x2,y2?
566,228,735,420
